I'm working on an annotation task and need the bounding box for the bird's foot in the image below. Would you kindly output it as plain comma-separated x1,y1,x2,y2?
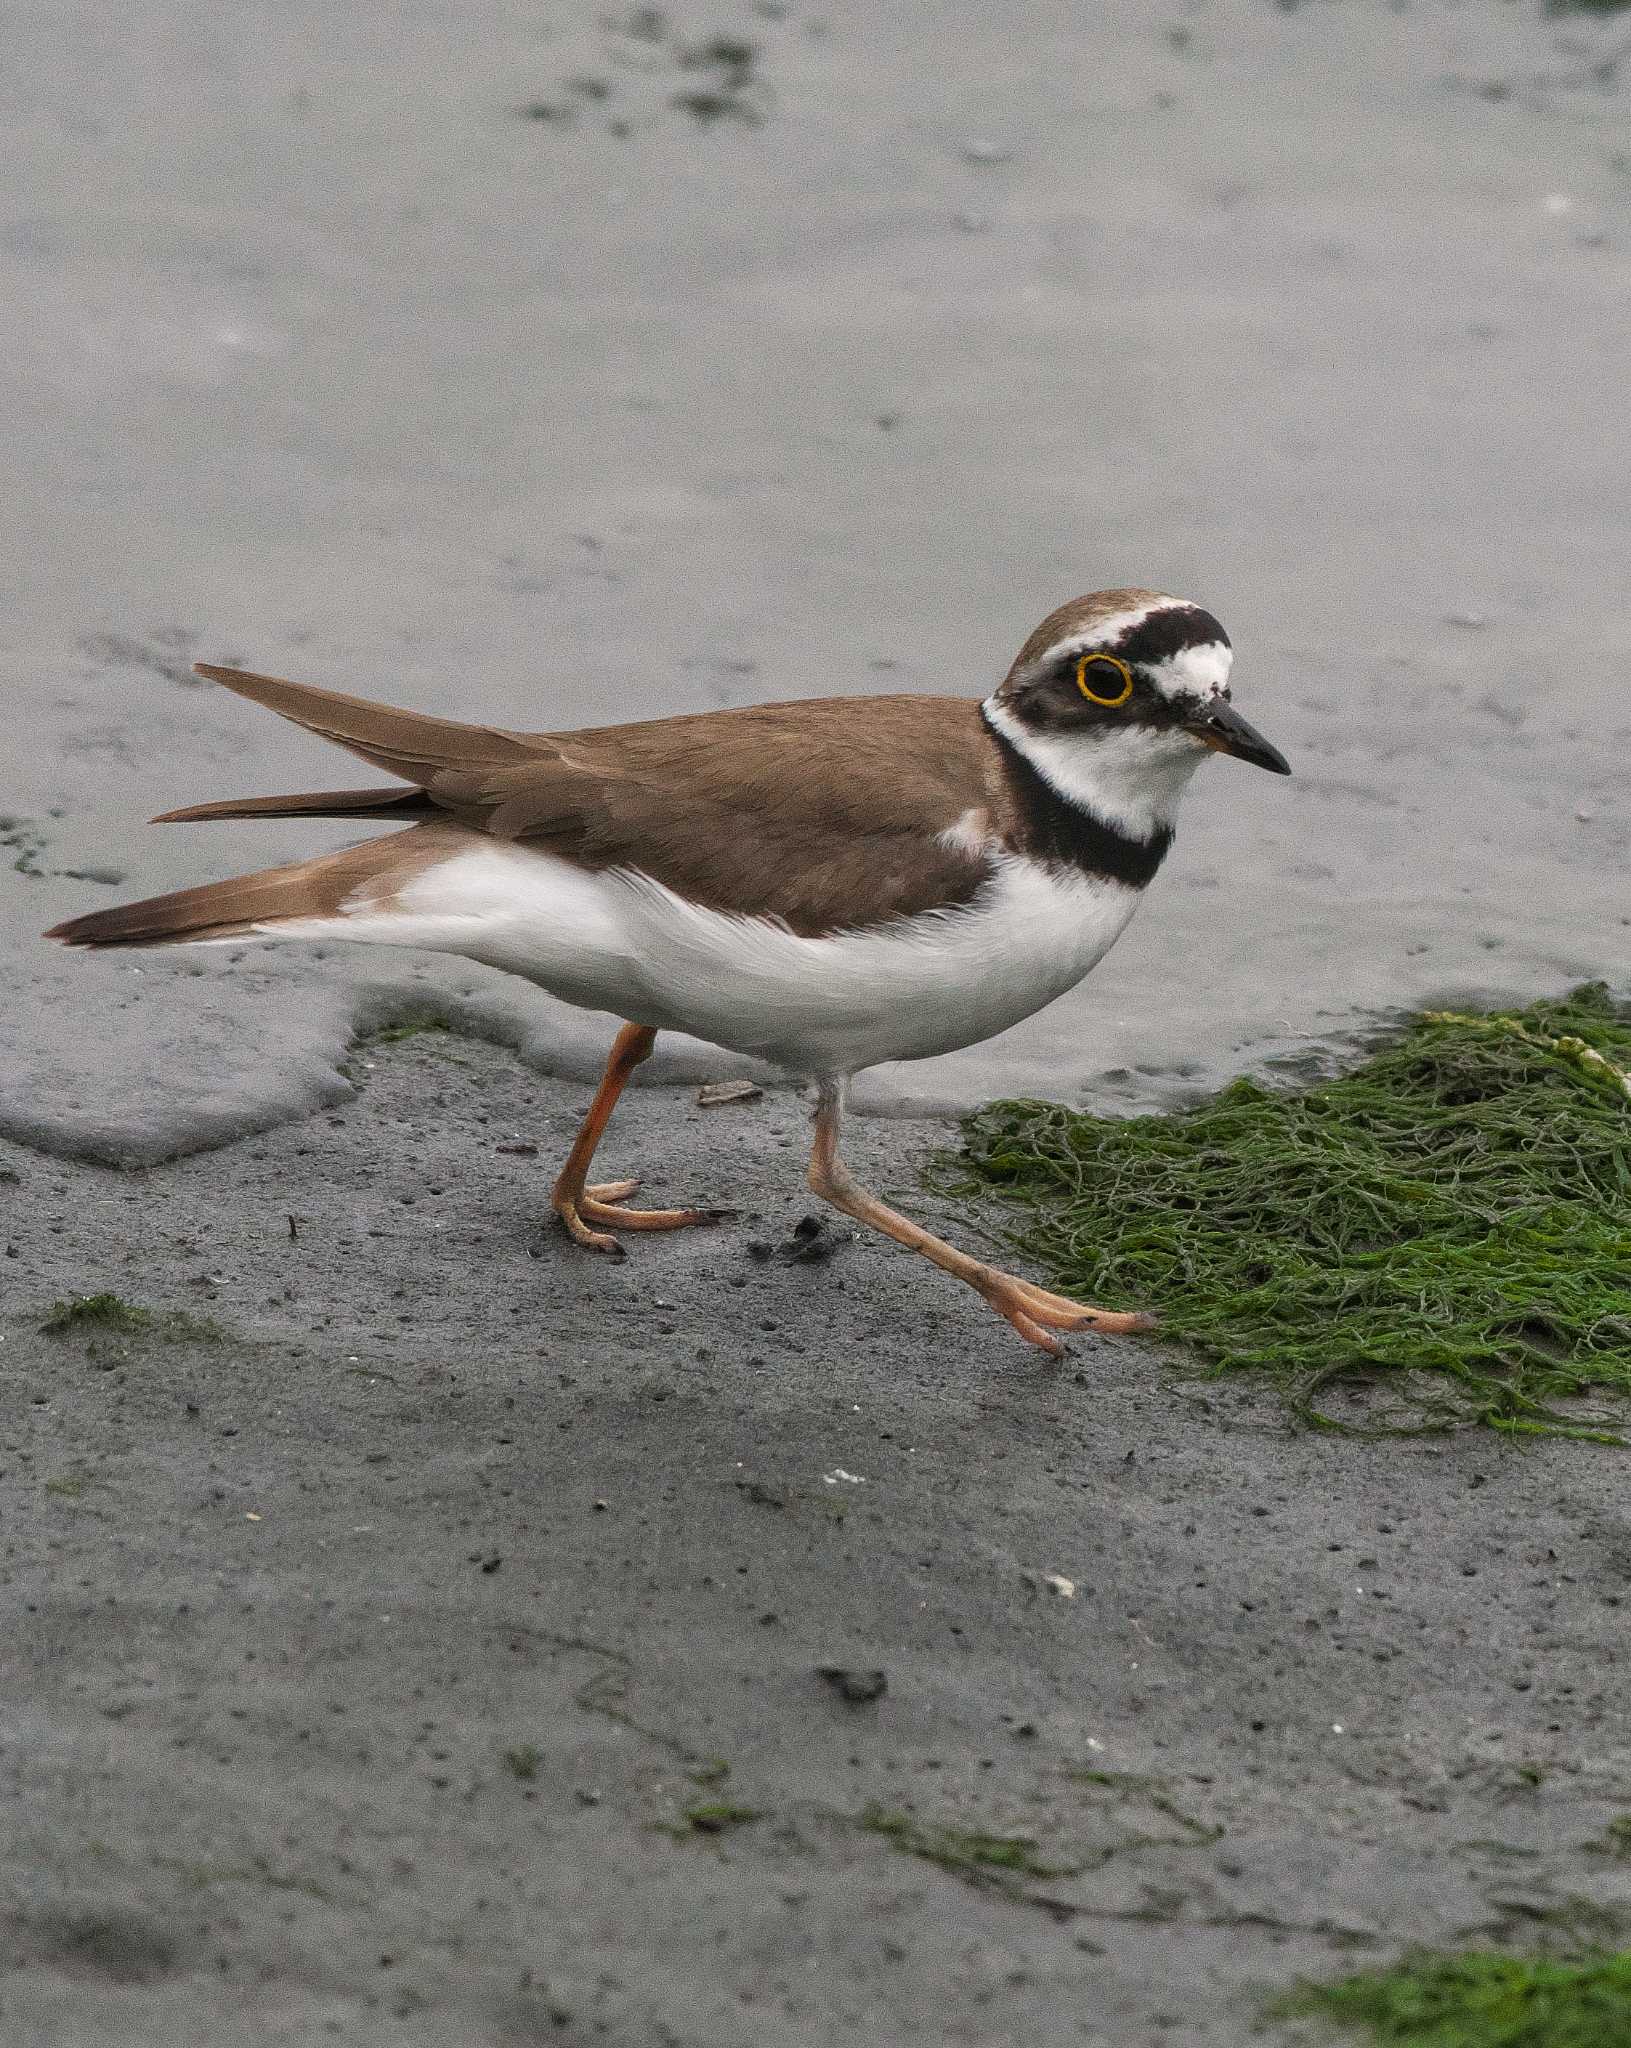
553,1179,735,1257
979,1270,1157,1356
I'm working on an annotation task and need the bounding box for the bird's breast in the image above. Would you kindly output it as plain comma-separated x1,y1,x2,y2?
374,843,1147,1075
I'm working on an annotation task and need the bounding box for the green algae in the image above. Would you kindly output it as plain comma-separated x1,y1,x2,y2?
354,1014,454,1047
948,987,1631,1437
40,1293,223,1342
859,1804,1074,1886
1584,1816,1631,1862
1270,1948,1631,2046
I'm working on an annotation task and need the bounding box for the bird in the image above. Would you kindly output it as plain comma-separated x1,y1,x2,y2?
46,587,1289,1354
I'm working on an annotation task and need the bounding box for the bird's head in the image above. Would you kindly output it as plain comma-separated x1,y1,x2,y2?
985,589,1289,840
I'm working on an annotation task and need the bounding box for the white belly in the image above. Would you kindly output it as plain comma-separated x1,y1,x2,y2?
273,845,1145,1078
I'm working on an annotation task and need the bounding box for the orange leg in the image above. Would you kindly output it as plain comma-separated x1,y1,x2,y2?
551,1023,731,1256
807,1080,1156,1356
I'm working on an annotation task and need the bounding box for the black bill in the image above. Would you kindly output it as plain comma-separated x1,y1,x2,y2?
1186,700,1291,775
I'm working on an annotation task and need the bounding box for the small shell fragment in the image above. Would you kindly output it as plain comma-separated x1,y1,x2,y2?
1042,1572,1076,1599
696,1080,763,1107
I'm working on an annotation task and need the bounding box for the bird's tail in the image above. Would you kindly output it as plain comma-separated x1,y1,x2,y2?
44,831,449,950
45,655,532,949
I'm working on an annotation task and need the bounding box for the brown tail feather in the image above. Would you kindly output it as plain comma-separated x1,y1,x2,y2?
191,662,540,785
154,785,435,825
43,831,451,950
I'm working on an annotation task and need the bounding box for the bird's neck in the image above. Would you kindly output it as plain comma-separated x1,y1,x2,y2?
981,699,1187,888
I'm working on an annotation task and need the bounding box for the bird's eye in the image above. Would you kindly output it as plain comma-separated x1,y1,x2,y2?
1075,653,1134,707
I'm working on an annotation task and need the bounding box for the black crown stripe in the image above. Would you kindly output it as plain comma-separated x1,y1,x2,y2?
1102,605,1230,668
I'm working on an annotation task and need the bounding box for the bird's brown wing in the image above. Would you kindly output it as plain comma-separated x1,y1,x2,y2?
170,668,1002,937
189,663,545,780
437,696,1004,936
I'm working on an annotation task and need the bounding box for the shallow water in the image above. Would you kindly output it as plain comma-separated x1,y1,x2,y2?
3,0,1628,1159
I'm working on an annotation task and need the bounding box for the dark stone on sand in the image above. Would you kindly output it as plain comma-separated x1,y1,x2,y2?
817,1666,888,1704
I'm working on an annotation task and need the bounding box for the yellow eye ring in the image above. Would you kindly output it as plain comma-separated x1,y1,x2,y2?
1075,653,1134,707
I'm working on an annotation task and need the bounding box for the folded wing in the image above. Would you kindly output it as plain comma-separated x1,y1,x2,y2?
62,663,1002,945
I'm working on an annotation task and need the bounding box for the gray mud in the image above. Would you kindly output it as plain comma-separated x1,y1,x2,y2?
4,1034,1631,2044
3,0,1630,1162
6,3,1631,2041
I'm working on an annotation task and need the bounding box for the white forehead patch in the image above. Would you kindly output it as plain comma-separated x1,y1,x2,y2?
1143,639,1233,704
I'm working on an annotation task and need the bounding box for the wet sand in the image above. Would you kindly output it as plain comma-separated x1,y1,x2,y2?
5,1036,1631,2045
3,0,1628,1156
5,2,1631,2040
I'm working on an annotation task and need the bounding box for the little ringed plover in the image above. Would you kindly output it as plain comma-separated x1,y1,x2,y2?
48,587,1289,1354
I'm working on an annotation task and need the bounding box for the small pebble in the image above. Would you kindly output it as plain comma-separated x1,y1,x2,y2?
817,1665,887,1703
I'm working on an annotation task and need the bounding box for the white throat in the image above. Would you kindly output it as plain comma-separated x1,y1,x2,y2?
982,697,1207,841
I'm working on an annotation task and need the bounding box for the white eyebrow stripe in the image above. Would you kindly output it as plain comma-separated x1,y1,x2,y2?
1057,605,1165,653
1008,607,1165,688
